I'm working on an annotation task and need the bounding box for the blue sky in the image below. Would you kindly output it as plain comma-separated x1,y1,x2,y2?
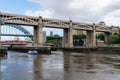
0,0,42,14
1,0,120,40
0,0,63,40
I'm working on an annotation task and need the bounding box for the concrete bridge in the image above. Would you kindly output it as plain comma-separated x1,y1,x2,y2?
0,12,120,47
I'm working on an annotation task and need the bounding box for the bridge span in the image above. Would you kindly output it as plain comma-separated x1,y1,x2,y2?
0,12,120,47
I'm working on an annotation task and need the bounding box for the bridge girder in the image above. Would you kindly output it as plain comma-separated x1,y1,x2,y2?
2,24,33,40
0,12,113,32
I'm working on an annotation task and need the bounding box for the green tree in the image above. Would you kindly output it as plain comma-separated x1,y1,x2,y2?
96,34,104,40
117,33,120,42
108,35,119,44
46,34,61,44
54,34,60,37
46,39,58,44
73,34,86,40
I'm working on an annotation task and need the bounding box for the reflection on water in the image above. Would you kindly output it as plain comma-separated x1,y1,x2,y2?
64,52,104,72
1,51,120,80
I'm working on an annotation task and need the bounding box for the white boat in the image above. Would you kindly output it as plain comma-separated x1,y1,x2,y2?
28,50,38,55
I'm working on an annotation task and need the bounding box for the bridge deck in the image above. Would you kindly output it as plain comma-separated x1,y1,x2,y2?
0,12,113,32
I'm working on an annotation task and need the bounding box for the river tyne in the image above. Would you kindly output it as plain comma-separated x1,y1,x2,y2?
1,50,120,80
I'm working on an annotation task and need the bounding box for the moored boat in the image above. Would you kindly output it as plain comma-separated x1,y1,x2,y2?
28,50,38,55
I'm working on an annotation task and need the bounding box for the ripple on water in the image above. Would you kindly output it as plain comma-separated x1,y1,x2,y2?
1,65,7,72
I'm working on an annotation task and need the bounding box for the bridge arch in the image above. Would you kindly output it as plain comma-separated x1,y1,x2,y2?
5,16,37,25
43,20,69,28
73,24,93,30
3,24,33,40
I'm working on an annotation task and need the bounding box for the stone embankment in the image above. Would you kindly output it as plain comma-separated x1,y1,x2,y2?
52,47,120,53
98,47,120,53
0,47,7,57
9,46,51,54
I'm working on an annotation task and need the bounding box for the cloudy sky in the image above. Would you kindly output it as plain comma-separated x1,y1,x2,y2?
1,0,120,40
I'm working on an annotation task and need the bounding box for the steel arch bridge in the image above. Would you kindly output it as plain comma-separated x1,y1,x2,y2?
1,24,33,40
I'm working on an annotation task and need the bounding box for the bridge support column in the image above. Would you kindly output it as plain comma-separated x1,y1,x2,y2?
62,20,73,48
33,16,43,47
86,23,96,47
33,26,37,46
92,23,96,47
86,30,92,47
104,32,111,44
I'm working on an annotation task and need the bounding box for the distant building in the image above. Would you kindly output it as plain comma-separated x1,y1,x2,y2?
111,26,120,35
42,31,46,43
50,31,53,36
96,40,104,46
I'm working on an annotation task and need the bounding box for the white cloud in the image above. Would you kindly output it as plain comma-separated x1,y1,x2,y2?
25,9,54,18
101,9,120,26
26,0,120,26
23,0,120,37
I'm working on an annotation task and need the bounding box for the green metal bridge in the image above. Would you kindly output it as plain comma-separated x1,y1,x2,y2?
1,24,33,40
1,34,33,37
1,24,62,41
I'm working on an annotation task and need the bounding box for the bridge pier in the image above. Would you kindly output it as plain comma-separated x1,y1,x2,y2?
92,23,96,47
33,16,43,47
86,23,96,47
62,20,73,48
86,30,93,47
104,32,111,44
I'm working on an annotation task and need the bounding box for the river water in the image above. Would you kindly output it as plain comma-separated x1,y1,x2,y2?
0,51,120,80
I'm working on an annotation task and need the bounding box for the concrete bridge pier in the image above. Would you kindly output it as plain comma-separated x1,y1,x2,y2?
86,30,93,47
86,23,96,47
33,16,43,47
104,32,111,44
92,23,96,47
62,20,73,48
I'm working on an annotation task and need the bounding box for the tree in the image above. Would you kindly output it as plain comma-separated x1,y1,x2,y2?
117,33,120,42
54,34,60,37
96,34,104,40
46,34,61,44
73,34,86,40
46,39,58,44
108,34,119,44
